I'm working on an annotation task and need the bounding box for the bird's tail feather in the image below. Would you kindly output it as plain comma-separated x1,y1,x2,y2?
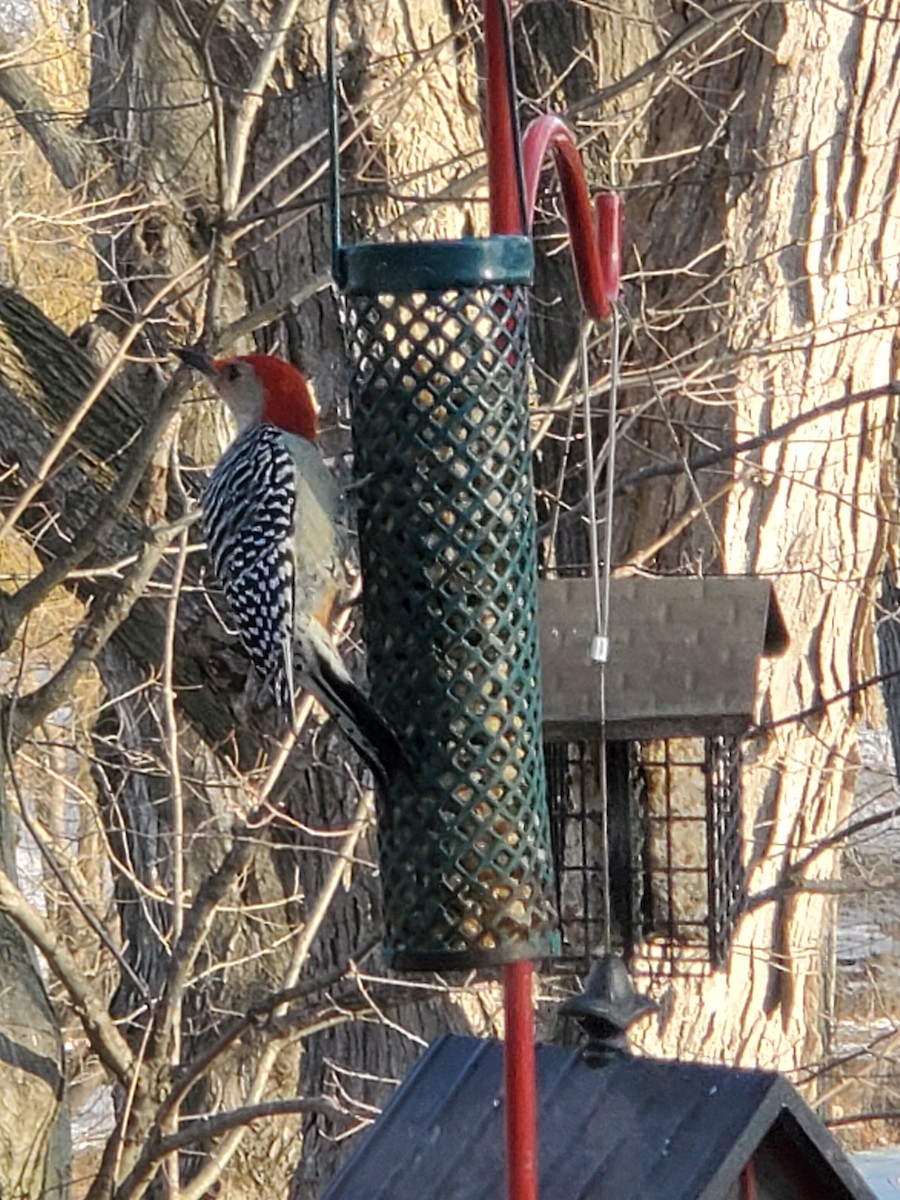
305,652,409,794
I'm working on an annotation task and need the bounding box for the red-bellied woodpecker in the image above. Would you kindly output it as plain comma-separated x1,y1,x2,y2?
177,347,405,789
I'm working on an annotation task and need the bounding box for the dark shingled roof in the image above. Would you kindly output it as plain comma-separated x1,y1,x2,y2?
539,576,788,741
322,1035,875,1200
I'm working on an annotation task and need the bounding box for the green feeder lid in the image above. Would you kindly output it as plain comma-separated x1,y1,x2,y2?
335,235,534,295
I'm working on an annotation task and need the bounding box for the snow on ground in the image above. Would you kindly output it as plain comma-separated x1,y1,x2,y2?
853,1148,900,1197
830,726,900,1151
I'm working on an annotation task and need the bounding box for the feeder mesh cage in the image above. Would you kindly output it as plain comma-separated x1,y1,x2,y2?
547,736,744,973
341,270,557,970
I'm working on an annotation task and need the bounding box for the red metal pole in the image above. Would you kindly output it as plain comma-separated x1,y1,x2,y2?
483,7,539,1198
484,0,521,234
503,960,538,1200
740,1161,756,1200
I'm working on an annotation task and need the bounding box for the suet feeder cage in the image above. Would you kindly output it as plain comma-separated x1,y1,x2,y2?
540,576,788,973
327,2,558,970
545,736,744,973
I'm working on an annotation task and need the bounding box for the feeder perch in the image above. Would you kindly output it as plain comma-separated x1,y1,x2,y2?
327,3,558,971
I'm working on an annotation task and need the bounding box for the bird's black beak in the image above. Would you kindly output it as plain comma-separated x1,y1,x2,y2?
175,346,218,379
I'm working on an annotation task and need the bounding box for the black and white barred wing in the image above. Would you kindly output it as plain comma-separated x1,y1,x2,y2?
202,424,296,714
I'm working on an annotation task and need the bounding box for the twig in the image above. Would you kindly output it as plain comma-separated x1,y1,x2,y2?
173,786,374,1200
163,445,191,958
7,514,192,748
0,864,134,1081
546,378,899,535
113,776,370,1200
161,487,190,1199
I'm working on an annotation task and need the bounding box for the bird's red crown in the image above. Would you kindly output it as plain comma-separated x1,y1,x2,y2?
221,353,319,441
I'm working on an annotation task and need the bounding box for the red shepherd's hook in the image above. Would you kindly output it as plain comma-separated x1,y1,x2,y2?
483,5,622,1200
485,1,620,322
523,115,622,320
485,0,621,320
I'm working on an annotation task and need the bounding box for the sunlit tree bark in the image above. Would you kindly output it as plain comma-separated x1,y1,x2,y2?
0,0,896,1196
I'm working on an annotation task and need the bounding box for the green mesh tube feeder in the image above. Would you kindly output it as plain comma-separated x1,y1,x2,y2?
328,7,557,973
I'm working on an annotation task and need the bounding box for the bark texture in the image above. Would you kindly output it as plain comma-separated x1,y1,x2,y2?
0,763,70,1200
700,0,899,1074
0,0,896,1195
522,0,899,1081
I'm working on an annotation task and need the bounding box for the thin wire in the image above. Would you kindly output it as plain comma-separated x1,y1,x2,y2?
581,305,621,955
602,306,621,646
581,324,605,658
580,322,610,951
600,307,621,953
326,0,343,267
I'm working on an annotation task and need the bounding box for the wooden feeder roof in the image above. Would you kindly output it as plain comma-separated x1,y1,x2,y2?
321,1034,874,1200
539,576,788,743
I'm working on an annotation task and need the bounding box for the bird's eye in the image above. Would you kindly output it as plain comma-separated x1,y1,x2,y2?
225,364,241,382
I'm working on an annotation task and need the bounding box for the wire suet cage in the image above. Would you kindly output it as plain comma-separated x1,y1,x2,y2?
540,575,787,975
546,735,744,973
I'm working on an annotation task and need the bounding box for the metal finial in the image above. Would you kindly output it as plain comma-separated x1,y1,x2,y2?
560,955,657,1067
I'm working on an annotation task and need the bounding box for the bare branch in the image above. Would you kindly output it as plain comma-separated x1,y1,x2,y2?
0,370,193,657
0,37,102,190
614,480,735,574
0,266,202,550
569,3,765,116
152,1097,347,1159
4,751,150,1003
615,379,900,493
0,863,134,1082
157,939,380,1124
826,1109,900,1129
746,797,900,914
7,513,194,748
216,277,329,349
224,0,316,214
170,787,374,1200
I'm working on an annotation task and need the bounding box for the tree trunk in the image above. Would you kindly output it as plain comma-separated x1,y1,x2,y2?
878,566,900,774
0,747,70,1200
0,0,897,1195
522,0,899,1081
